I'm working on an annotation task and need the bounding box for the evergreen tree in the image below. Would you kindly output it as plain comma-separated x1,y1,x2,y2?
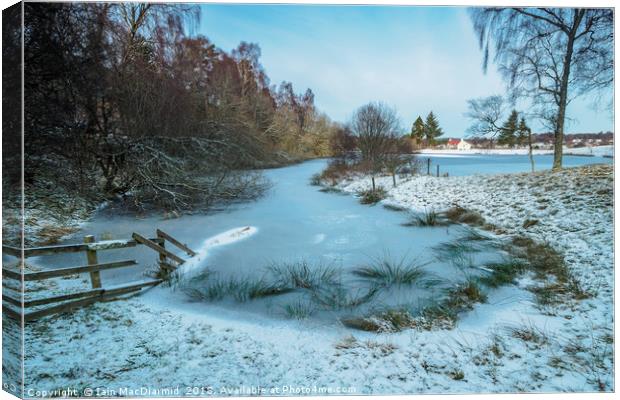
516,117,530,146
498,110,519,147
424,112,444,146
410,116,425,142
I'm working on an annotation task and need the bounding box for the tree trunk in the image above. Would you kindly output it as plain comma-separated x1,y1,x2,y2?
528,131,535,173
392,173,396,187
371,176,376,191
552,11,582,171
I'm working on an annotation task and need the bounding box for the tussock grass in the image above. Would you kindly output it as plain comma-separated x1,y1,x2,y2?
479,259,528,288
507,324,549,345
352,256,429,288
341,317,382,332
444,278,488,310
402,210,449,227
376,308,415,331
311,286,378,310
358,188,387,205
341,308,415,332
282,300,315,319
268,261,340,290
309,173,322,186
184,277,291,302
443,206,485,226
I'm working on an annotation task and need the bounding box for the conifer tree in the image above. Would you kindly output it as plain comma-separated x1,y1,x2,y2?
424,112,443,146
410,116,425,142
498,110,519,147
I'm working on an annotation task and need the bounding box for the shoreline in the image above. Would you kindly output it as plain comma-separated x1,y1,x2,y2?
415,144,613,158
12,163,615,394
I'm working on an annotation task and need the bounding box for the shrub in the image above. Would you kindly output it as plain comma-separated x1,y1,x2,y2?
358,187,387,205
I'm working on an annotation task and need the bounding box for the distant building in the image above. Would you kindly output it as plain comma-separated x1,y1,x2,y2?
457,139,472,151
446,138,460,149
446,138,472,150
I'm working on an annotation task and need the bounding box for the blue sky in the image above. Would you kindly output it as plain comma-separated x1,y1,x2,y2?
199,4,613,136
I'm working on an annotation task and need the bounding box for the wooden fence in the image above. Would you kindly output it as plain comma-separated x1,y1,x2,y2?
2,229,195,322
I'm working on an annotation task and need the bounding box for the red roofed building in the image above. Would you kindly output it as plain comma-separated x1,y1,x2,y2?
447,138,460,147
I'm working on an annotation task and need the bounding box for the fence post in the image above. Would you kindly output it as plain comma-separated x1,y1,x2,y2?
156,231,167,273
84,235,102,288
436,165,440,177
427,158,431,175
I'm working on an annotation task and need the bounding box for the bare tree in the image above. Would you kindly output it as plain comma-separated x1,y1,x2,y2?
470,8,613,170
351,102,401,191
383,137,413,187
466,95,535,172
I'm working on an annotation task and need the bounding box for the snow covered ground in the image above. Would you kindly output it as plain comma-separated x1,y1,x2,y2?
13,164,614,395
418,145,613,158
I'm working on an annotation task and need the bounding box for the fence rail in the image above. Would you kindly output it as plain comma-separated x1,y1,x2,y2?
2,230,193,322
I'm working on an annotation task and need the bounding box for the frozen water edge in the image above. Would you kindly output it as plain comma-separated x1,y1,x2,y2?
21,165,613,395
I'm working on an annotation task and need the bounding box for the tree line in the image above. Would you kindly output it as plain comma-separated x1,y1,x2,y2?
409,112,444,146
3,3,338,212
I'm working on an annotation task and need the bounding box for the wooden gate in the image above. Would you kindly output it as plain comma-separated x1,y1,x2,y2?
2,229,195,322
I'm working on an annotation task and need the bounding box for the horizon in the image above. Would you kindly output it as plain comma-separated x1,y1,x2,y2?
199,4,614,137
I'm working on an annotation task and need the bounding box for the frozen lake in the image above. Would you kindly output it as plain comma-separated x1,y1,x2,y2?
23,154,611,323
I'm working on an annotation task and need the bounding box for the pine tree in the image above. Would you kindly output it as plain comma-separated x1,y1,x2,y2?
410,116,425,142
498,110,519,147
424,112,443,146
516,117,529,146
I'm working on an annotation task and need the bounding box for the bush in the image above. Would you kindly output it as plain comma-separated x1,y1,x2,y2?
402,210,449,227
358,187,387,205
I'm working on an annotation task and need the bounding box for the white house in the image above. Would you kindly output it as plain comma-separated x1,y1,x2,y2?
456,139,472,151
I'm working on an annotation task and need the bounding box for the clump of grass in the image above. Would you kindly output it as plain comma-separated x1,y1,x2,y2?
507,325,548,345
520,241,568,282
443,206,485,226
282,300,315,319
511,235,536,248
352,256,429,288
309,173,322,186
446,279,487,309
459,211,486,226
444,205,468,222
376,308,415,331
311,286,378,310
184,277,291,302
341,308,416,332
383,203,408,212
358,187,387,205
341,317,382,332
419,303,458,329
402,210,449,227
448,369,465,381
433,241,482,266
319,186,344,194
479,258,528,288
268,261,340,290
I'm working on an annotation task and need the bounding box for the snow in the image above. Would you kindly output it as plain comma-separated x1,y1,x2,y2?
179,226,257,276
418,145,613,157
11,165,614,395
